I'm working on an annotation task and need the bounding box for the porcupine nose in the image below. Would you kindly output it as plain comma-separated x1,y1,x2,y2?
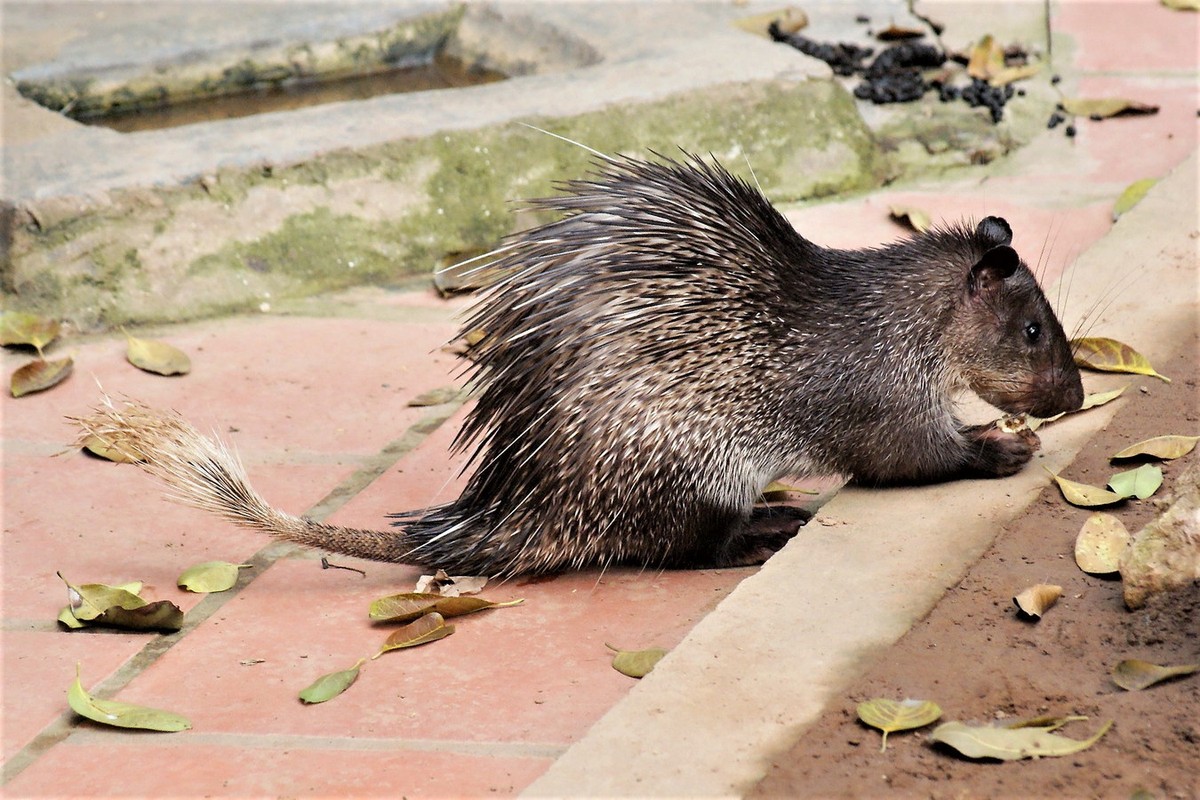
1030,365,1084,417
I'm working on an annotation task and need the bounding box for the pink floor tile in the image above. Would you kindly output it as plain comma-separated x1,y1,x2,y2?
1,630,144,762
1056,0,1199,73
105,558,748,746
5,738,554,798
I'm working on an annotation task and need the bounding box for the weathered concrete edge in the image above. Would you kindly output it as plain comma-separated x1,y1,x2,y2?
522,151,1199,798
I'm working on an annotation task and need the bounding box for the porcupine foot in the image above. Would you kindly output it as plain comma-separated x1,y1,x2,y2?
960,424,1041,478
714,506,812,567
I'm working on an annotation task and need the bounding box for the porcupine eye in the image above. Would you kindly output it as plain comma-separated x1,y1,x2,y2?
1024,321,1041,344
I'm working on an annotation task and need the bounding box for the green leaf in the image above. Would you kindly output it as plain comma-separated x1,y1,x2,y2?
1072,336,1169,382
374,612,454,657
57,606,86,629
1112,178,1158,220
1046,470,1124,507
11,356,73,397
68,665,191,732
1112,659,1199,691
606,644,668,678
60,572,148,622
368,592,522,623
856,698,943,752
177,561,252,593
930,718,1112,760
1112,435,1199,461
1107,464,1163,500
124,331,191,376
299,659,365,704
0,311,61,354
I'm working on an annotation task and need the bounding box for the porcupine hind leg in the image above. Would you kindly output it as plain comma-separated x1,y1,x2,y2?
676,505,810,569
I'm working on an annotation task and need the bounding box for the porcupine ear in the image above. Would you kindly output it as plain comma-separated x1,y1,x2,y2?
975,216,1013,247
967,244,1019,298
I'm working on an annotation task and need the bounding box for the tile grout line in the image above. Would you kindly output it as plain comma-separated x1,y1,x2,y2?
1,400,464,787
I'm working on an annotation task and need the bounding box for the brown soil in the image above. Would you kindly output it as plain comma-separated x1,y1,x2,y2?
751,338,1200,800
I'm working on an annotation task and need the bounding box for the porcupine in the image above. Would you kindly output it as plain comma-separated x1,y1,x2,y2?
76,152,1084,577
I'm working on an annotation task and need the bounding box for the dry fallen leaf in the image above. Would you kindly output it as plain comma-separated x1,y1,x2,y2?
1047,470,1125,507
1014,584,1062,619
1161,0,1200,9
889,205,932,233
82,433,144,463
11,356,73,397
1073,513,1131,574
177,561,252,593
1107,464,1163,500
1112,659,1199,691
1061,97,1160,118
1071,337,1169,382
1112,435,1199,461
299,658,366,704
1112,178,1158,221
125,331,191,376
606,644,668,678
58,573,183,632
989,62,1041,87
1027,386,1126,430
875,24,925,41
856,698,942,752
735,6,808,37
930,718,1112,760
966,34,1006,80
407,386,461,407
414,570,488,596
369,592,522,624
0,311,61,354
374,612,455,657
68,665,191,732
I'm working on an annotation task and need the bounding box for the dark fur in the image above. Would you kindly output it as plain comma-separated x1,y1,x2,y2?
390,155,1083,576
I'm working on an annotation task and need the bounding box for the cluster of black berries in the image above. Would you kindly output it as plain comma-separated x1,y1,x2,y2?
767,22,874,76
958,78,1015,123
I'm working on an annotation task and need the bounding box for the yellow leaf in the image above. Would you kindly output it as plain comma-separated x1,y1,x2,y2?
989,62,1041,87
68,665,191,732
1071,337,1169,382
1073,513,1130,574
82,433,145,463
1061,97,1160,118
0,311,61,354
1112,659,1199,691
1113,178,1158,220
856,698,942,752
1162,0,1200,8
888,205,932,233
125,331,191,376
966,35,1005,80
11,356,73,397
1014,584,1062,619
930,719,1112,760
369,592,522,623
177,561,252,593
1112,435,1199,461
1047,469,1125,507
606,644,668,679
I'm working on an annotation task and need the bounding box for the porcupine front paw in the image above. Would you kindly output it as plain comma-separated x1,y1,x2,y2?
961,424,1041,477
715,506,812,567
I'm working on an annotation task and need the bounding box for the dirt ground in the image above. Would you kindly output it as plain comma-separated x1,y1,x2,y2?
752,335,1200,800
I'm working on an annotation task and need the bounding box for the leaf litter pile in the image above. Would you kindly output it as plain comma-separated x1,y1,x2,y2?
751,345,1198,797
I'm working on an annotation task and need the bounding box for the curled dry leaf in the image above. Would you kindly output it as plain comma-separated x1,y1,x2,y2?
1112,659,1199,691
875,24,925,41
125,332,191,376
0,311,61,354
1061,97,1160,118
68,665,191,732
414,570,487,596
407,386,461,407
59,573,183,632
375,612,454,657
82,433,144,463
966,34,1006,80
11,356,73,397
299,658,366,704
1074,513,1131,574
989,62,1041,87
930,718,1112,761
734,6,807,37
61,573,147,622
1014,584,1062,619
1027,386,1126,430
96,600,184,633
889,205,932,233
1107,464,1163,500
1047,470,1124,507
1113,178,1158,221
1071,337,1169,382
761,480,819,501
1003,714,1087,731
606,644,667,678
856,698,942,752
369,592,522,624
177,561,252,593
1112,435,1199,461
